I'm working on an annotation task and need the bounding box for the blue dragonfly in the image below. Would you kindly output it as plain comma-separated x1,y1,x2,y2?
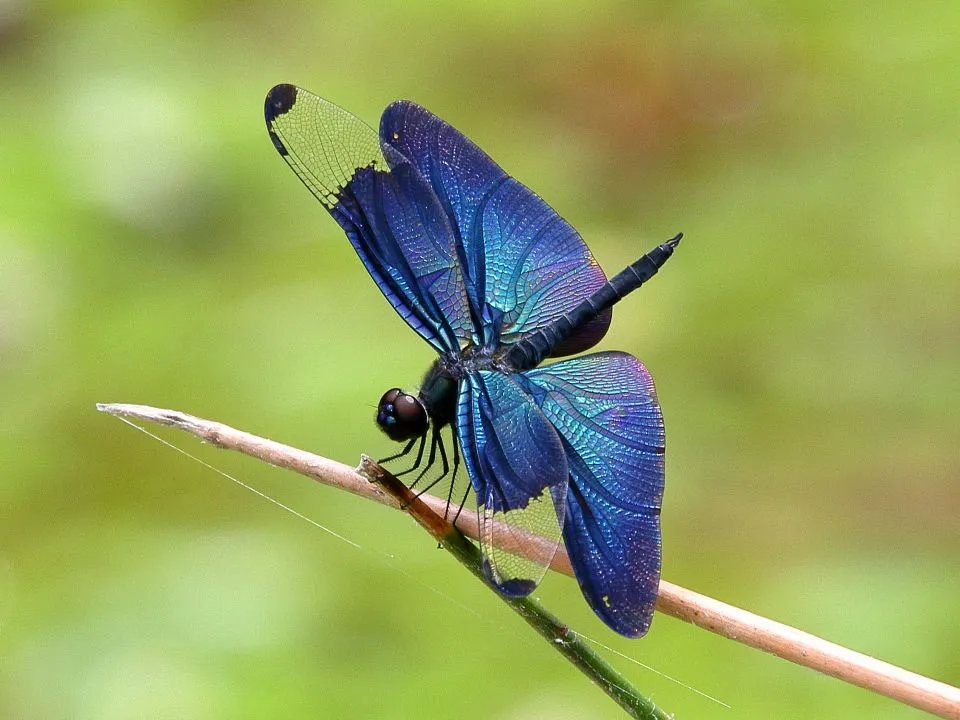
264,84,680,637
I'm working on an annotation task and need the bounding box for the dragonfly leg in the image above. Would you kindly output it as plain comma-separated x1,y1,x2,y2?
449,432,471,528
409,427,452,503
381,434,426,478
408,428,442,490
443,429,463,522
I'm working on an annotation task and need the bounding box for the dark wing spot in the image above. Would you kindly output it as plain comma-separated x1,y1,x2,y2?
264,84,299,156
481,558,537,597
496,578,537,597
266,128,287,155
264,83,298,122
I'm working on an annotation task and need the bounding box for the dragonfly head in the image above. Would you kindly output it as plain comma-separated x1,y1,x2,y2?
376,388,428,442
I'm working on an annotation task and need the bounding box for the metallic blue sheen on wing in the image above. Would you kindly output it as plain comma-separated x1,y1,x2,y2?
331,154,473,352
263,87,472,353
456,371,567,595
523,352,664,637
457,371,567,512
380,101,609,351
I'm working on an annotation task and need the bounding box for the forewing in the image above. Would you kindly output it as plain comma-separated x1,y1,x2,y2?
456,371,568,596
381,101,610,354
265,85,471,353
523,352,664,637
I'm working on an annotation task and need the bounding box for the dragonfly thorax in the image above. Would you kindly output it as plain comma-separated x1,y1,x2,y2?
443,344,508,377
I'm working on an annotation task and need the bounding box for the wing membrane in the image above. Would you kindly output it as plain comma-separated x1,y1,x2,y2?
381,101,610,354
523,352,664,637
456,370,568,595
265,85,472,352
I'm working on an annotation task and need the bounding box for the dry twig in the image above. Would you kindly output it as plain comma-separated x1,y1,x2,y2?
97,403,960,720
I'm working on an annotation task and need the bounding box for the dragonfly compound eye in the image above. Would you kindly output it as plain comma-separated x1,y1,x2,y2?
376,388,428,442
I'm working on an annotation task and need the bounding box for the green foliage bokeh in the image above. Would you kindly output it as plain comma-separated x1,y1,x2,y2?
1,3,957,718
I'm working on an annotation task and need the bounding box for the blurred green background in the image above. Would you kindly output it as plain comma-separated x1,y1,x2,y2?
2,2,957,718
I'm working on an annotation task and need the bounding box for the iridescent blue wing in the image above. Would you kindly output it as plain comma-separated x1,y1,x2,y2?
265,85,472,353
522,352,664,637
380,101,611,355
456,371,569,595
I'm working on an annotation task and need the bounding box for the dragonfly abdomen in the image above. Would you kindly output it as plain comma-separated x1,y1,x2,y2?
504,233,681,371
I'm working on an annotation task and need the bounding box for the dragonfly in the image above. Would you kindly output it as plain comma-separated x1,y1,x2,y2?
264,84,680,637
